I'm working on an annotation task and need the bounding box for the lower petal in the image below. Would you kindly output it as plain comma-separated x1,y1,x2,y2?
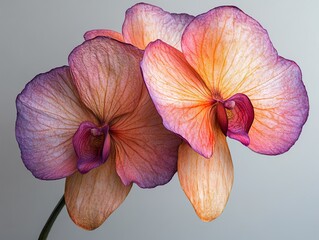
178,128,234,221
65,151,131,230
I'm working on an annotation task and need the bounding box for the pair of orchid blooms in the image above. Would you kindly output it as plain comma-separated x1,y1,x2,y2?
16,3,309,230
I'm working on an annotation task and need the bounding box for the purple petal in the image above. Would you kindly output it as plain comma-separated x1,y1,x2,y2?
16,66,95,179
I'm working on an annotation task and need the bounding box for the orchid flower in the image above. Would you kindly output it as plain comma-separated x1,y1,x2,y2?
141,6,309,221
15,37,181,230
84,3,194,51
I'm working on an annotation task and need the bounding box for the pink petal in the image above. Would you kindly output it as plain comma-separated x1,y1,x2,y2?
141,40,214,158
16,66,95,179
178,126,234,221
69,37,144,124
65,152,131,230
112,85,182,188
73,121,111,174
247,59,309,154
181,6,308,154
123,3,194,50
84,29,124,42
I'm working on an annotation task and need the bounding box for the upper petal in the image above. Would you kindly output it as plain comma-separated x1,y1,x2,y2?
123,3,194,50
69,37,144,123
181,6,278,96
112,85,182,188
178,125,234,221
84,29,124,42
15,66,95,179
141,40,213,158
182,6,308,154
65,150,131,230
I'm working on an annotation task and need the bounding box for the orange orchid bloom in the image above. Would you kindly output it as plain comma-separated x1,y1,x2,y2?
141,6,309,221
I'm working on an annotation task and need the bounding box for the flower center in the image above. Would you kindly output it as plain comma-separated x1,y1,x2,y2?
72,121,111,174
214,93,254,146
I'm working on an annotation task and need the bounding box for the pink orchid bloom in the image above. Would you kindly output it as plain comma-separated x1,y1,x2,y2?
84,3,194,51
141,6,309,221
15,37,181,229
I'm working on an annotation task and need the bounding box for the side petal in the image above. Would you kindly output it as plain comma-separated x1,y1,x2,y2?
247,59,309,154
181,6,309,154
123,3,194,50
141,40,213,158
15,66,94,180
69,37,144,123
112,85,182,188
84,29,124,42
178,127,234,222
65,151,132,230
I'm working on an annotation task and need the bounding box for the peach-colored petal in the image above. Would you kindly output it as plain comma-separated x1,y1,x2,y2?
178,125,234,222
141,40,213,158
182,6,308,154
112,85,182,188
84,29,124,42
69,37,143,123
16,66,95,179
123,3,194,50
65,151,131,230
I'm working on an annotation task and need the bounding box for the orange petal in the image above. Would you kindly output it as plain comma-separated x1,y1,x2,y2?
111,85,182,188
123,3,194,50
69,37,143,123
84,29,124,42
141,40,213,158
65,150,131,230
178,126,234,221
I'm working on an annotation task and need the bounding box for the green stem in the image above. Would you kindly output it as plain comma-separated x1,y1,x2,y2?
38,195,65,240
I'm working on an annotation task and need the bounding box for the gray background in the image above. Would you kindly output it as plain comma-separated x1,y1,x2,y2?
1,0,318,239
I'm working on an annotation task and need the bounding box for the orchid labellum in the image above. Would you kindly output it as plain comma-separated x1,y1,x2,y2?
141,6,309,221
15,37,181,229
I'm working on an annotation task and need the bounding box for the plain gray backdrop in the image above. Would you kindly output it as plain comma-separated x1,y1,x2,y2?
1,0,318,239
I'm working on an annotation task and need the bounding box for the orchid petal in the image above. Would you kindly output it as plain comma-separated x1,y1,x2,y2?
182,6,308,154
141,40,213,158
178,126,234,221
247,59,309,154
65,152,131,230
226,93,254,146
69,37,144,123
15,66,95,179
182,6,278,93
84,30,124,42
123,3,194,50
112,85,182,188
